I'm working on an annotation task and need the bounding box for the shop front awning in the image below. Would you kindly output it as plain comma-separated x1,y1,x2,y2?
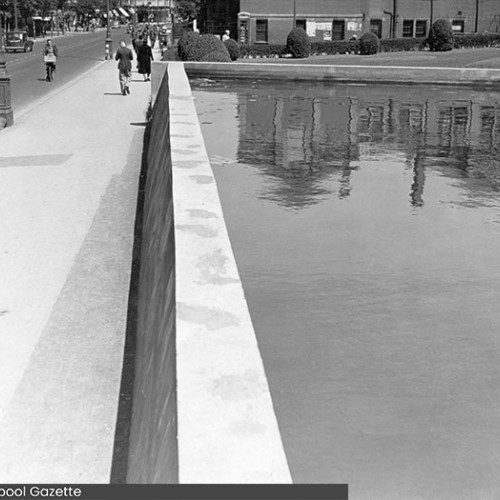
118,7,129,17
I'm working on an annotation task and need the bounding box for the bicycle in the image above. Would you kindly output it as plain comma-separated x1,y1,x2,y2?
45,61,56,81
43,40,58,82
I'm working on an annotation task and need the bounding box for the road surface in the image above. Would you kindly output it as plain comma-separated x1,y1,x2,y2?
4,27,129,115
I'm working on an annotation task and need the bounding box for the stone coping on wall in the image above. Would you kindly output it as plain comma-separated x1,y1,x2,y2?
180,61,500,86
152,60,500,91
166,61,292,483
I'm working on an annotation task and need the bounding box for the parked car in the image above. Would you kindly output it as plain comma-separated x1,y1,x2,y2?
4,31,34,53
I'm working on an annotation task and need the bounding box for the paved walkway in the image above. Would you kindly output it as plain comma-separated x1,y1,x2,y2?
0,50,156,482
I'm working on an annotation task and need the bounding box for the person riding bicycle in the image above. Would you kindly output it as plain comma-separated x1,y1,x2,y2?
43,39,58,82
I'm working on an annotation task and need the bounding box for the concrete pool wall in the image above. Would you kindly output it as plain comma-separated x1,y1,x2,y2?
134,61,291,483
130,59,500,482
126,72,178,483
153,60,500,87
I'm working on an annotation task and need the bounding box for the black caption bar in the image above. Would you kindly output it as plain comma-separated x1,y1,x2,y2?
0,484,348,500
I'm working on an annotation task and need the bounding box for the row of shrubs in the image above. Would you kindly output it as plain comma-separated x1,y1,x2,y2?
454,32,500,48
175,20,500,62
237,32,500,59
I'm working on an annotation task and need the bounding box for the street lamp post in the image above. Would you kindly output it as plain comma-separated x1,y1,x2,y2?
14,0,19,30
0,22,14,127
474,0,479,32
105,0,112,58
292,0,296,28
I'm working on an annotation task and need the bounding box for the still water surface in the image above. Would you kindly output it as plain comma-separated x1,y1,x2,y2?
193,81,500,499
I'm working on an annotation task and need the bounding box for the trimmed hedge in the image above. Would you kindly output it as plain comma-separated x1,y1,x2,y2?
453,33,500,48
195,34,231,61
239,43,288,58
310,40,359,55
178,32,231,62
316,38,425,54
199,50,232,62
224,38,241,61
359,32,380,55
237,32,500,59
286,27,311,58
380,37,427,52
427,19,454,52
177,31,200,60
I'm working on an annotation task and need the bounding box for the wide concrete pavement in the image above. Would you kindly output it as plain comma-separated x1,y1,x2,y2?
0,55,152,482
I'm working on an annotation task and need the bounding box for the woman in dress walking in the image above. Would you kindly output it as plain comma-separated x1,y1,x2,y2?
137,39,153,82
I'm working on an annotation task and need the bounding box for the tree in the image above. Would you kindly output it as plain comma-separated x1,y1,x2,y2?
35,0,57,17
175,0,201,22
0,0,13,29
18,0,37,19
74,0,103,18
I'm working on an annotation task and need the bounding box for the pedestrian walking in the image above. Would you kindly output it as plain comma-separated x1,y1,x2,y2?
150,25,158,49
43,39,58,82
137,38,153,82
133,35,142,56
222,29,230,41
115,40,134,95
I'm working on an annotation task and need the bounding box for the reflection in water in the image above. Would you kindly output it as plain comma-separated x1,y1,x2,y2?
193,81,500,499
194,80,500,210
410,154,426,207
236,92,360,208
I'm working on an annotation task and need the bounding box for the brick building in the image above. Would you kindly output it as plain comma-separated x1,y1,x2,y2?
132,0,175,24
199,0,500,45
199,0,241,38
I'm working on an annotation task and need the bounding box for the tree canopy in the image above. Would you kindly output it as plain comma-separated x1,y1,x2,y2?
175,0,201,22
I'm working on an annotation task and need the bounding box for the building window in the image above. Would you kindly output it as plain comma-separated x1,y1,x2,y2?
402,20,414,38
452,20,465,33
415,20,427,37
256,19,268,43
370,19,382,38
296,19,306,30
332,20,345,40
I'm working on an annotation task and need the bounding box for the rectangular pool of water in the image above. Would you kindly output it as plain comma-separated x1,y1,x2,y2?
193,80,500,499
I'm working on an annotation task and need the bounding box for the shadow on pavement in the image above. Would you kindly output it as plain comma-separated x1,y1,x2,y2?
109,121,151,484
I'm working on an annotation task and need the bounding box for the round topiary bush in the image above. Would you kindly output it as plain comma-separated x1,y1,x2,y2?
286,27,311,58
178,33,231,62
189,34,231,62
224,38,240,61
359,32,380,55
427,19,454,51
177,30,200,61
